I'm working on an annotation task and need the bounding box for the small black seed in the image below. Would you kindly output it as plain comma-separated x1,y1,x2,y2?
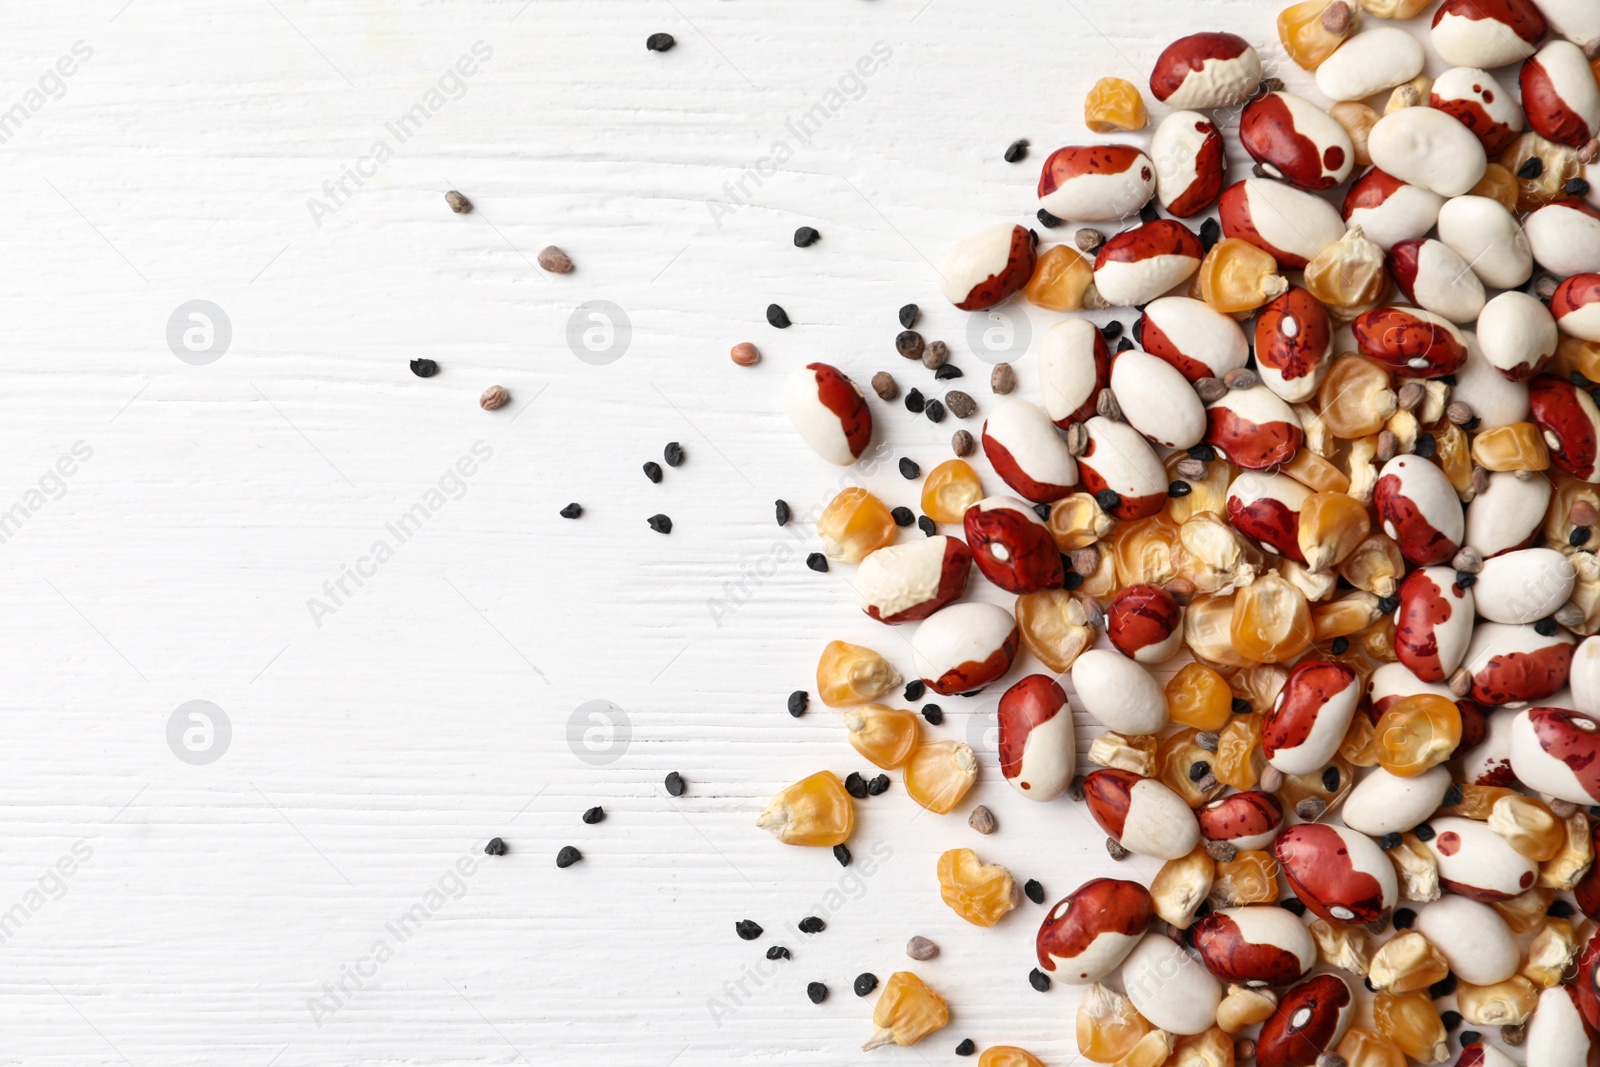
1415,433,1437,458
1168,480,1192,497
665,771,686,796
775,499,791,526
806,553,829,573
1518,156,1544,179
560,502,583,519
1036,208,1062,228
1004,138,1029,163
1064,571,1083,590
766,304,791,329
1535,616,1559,636
1443,783,1464,807
1028,968,1051,992
1579,371,1597,388
1139,202,1160,223
1033,503,1053,520
844,772,868,799
1330,636,1349,655
1568,178,1592,197
663,441,685,467
899,457,921,479
922,704,944,725
1200,217,1221,252
581,805,605,825
1376,595,1400,614
1441,1010,1463,1032
956,1038,977,1056
1280,897,1307,916
1024,878,1044,904
934,364,963,380
1321,765,1341,792
1101,320,1124,341
766,945,791,961
1549,899,1575,918
1232,698,1251,715
646,32,675,51
905,680,926,701
1188,761,1211,781
555,845,582,868
787,690,809,718
1463,416,1480,432
1438,374,1456,386
643,461,663,483
905,387,926,414
899,303,919,329
793,226,820,248
1414,821,1435,842
1188,443,1216,462
1459,1030,1482,1047
1456,571,1478,589
867,773,890,796
833,843,851,867
853,972,879,997
1364,977,1377,993
925,399,946,423
1133,316,1146,345
1393,907,1416,930
484,837,507,856
798,916,825,933
918,515,937,537
1573,526,1592,546
1095,488,1121,511
647,513,672,534
1115,336,1134,352
409,358,439,378
1378,832,1402,850
1591,805,1600,818
892,506,915,527
735,919,763,941
806,982,828,1004
1430,972,1457,999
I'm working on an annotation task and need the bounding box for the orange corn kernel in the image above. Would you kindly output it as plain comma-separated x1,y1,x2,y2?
1077,982,1151,1063
1197,238,1287,315
1468,162,1521,214
1319,355,1396,438
1373,991,1447,1064
1112,513,1184,589
1026,245,1098,311
818,487,897,562
817,640,901,707
862,971,949,1050
937,848,1018,927
978,1048,1047,1067
757,771,854,846
1230,573,1313,663
1374,694,1461,778
1471,421,1551,472
1211,849,1279,906
1085,76,1148,132
845,704,919,769
1015,589,1095,673
921,459,983,524
904,741,977,814
1214,712,1266,791
1298,491,1370,571
1278,0,1357,69
1166,662,1235,732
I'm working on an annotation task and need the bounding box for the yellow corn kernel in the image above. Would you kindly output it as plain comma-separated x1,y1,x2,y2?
1165,662,1234,732
1298,491,1371,571
979,1049,1047,1067
1278,0,1357,69
1212,712,1265,790
1367,931,1448,993
1314,593,1383,643
1078,983,1153,1063
937,848,1018,927
1359,0,1429,16
1471,422,1551,472
921,459,983,524
1539,811,1595,890
1375,694,1461,778
1088,731,1160,776
1015,589,1095,674
1554,335,1600,385
1151,846,1215,929
1435,421,1475,499
1049,492,1114,550
863,971,949,1051
1160,728,1225,808
844,704,919,769
1492,887,1553,934
1330,101,1379,167
1383,74,1431,114
1196,239,1288,315
1230,573,1313,663
1112,513,1184,588
904,741,977,814
1284,448,1351,494
1488,794,1564,862
1338,709,1380,768
1389,832,1441,902
1469,162,1521,214
1524,918,1580,988
1210,850,1278,907
1456,976,1539,1027
1085,76,1147,133
816,640,901,707
1339,533,1404,597
818,487,897,562
1373,991,1447,1064
1217,985,1276,1033
1303,226,1388,322
756,771,854,846
1336,1027,1407,1067
1115,1031,1176,1067
1172,1027,1233,1067
1310,917,1370,976
1026,245,1098,311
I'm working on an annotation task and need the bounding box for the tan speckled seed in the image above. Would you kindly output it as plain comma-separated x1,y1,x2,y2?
445,190,472,213
871,372,898,401
944,391,976,419
968,805,997,835
906,935,939,961
952,429,975,457
538,246,574,274
991,363,1016,395
731,342,760,367
480,385,510,410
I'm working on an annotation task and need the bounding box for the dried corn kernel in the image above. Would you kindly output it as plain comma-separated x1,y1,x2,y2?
1338,709,1380,767
1390,834,1441,902
979,1047,1047,1067
817,640,901,707
1115,1030,1175,1067
937,848,1018,927
1277,756,1356,817
1210,849,1277,907
1218,985,1277,1034
1319,356,1396,439
1368,931,1448,993
863,971,949,1051
1330,101,1379,168
1185,593,1257,669
1082,549,1117,598
921,459,983,524
1335,1027,1407,1067
904,741,977,815
1299,491,1371,572
1015,589,1095,673
1435,421,1475,500
845,704,919,769
1492,887,1553,934
1339,533,1404,597
1229,665,1288,715
1539,811,1595,890
757,771,854,846
1027,245,1099,311
1196,238,1287,315
1112,513,1184,588
1151,846,1215,929
1375,694,1461,778
1373,991,1447,1064
1171,1027,1233,1067
1524,918,1579,988
1088,731,1159,776
1304,226,1388,322
1160,728,1225,808
1383,73,1430,114
1471,422,1551,473
1049,492,1114,551
1357,0,1429,16
1166,452,1235,521
1314,593,1383,643
1213,712,1265,791
1085,76,1147,133
1451,783,1517,819
1502,133,1582,213
1488,795,1564,862
1554,336,1600,386
1469,162,1521,214
1078,982,1152,1063
1178,515,1264,599
1231,573,1313,663
1284,448,1350,493
1310,917,1370,976
819,487,897,562
1279,557,1338,604
1456,976,1538,1026
1278,0,1357,69
1166,662,1234,732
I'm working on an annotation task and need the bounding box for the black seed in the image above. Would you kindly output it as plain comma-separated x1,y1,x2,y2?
1330,637,1349,655
1028,968,1051,992
934,364,963,380
560,502,583,519
1535,616,1559,636
665,771,686,796
581,806,605,825
844,772,868,799
1378,832,1402,850
918,515,937,537
1095,488,1121,511
1578,371,1597,388
1443,783,1464,807
867,773,890,796
1115,337,1134,352
766,945,790,960
922,704,944,725
833,843,851,867
1321,765,1341,792
905,387,926,414
1414,433,1436,458
1132,316,1146,345
806,553,829,573
1188,761,1211,781
1024,878,1044,904
766,304,791,329
1549,899,1575,918
1430,972,1457,999
956,1038,977,1056
1232,698,1251,715
647,513,672,534
1168,480,1192,497
555,845,582,868
853,972,879,996
806,982,828,1004
1459,1030,1482,1047
775,499,791,526
1280,897,1307,916
793,226,820,248
1139,202,1160,223
1413,821,1435,841
1036,208,1062,229
1517,156,1544,179
905,680,926,701
409,358,439,378
1363,977,1377,993
798,916,825,933
735,919,764,941
787,690,809,718
1393,907,1416,930
1438,374,1456,386
899,303,919,329
1441,1010,1463,1032
1101,320,1124,341
1591,806,1600,818
1188,443,1216,462
643,461,663,483
1033,503,1053,520
1064,571,1083,590
1004,138,1029,163
1572,526,1592,547
1568,178,1592,197
1456,572,1477,589
1200,217,1221,252
1463,416,1480,432
484,837,507,856
899,457,921,479
924,399,946,422
663,441,685,467
1376,595,1400,614
892,506,914,527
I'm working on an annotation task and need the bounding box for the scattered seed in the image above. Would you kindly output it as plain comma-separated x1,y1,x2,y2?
1296,797,1327,820
990,362,1016,394
560,503,583,519
918,515,937,537
905,387,926,414
1223,368,1258,390
1074,228,1105,254
951,429,976,456
1535,616,1559,637
484,837,507,856
955,1038,976,1056
1414,433,1437,459
924,398,946,422
867,773,890,796
480,385,510,410
1321,765,1341,792
899,457,921,480
1397,382,1424,411
904,680,926,701
806,982,828,1004
1037,208,1062,228
944,391,977,420
775,499,791,526
1375,430,1399,463
1430,972,1457,999
1167,578,1195,606
933,364,963,381
1456,571,1478,589
736,919,764,941
923,340,950,369
1069,547,1099,577
1569,178,1593,197
663,441,685,467
537,246,573,274
968,805,997,835
410,358,439,378
1413,821,1436,842
1517,156,1544,179
1139,202,1160,224
1024,878,1044,904
793,226,820,248
1106,837,1130,860
833,844,851,867
766,945,791,961
647,513,672,534
798,916,826,933
582,806,605,824
1448,667,1473,697
922,704,943,725
1281,897,1307,916
1101,320,1124,341
787,691,809,718
1095,488,1121,511
1188,760,1212,782
1442,783,1465,809
1168,480,1192,498
1452,547,1482,573
643,461,663,483
889,506,914,528
1199,217,1221,252
896,330,925,360
1445,400,1474,425
1004,139,1029,163
844,771,868,799
1556,602,1586,628
1028,968,1051,992
1330,636,1349,655
555,845,582,868
1096,389,1123,422
1205,840,1237,863
1391,907,1415,930
1064,422,1090,457
646,31,675,51
1501,1023,1527,1047
445,190,472,213
766,304,791,329
664,771,686,796
899,303,919,329
1378,831,1402,851
1195,377,1228,403
1080,595,1106,629
806,552,829,573
731,341,761,367
1549,898,1576,918
1196,731,1220,753
907,935,939,960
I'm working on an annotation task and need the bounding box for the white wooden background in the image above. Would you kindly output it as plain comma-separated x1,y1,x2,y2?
0,1,1440,1064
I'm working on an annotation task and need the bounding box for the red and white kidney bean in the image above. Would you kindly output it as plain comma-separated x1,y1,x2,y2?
1453,345,1532,428
1198,790,1283,850
1075,416,1168,520
1521,40,1600,148
1353,305,1470,377
1219,178,1344,269
981,397,1077,503
1414,895,1520,986
1342,764,1453,838
1375,455,1464,566
1083,768,1200,860
1430,67,1524,155
1037,318,1109,427
1539,0,1600,54
1524,202,1600,277
1148,31,1261,110
1431,0,1546,69
1369,660,1459,716
1035,878,1151,983
1394,565,1475,681
938,223,1036,311
1527,986,1598,1067
1108,348,1205,449
911,601,1020,695
1274,823,1398,923
1458,705,1517,786
1530,374,1600,480
1134,295,1249,382
1464,621,1575,705
1226,470,1312,561
963,496,1064,594
855,535,972,624
1253,287,1332,403
1553,274,1600,342
1387,238,1486,324
1465,470,1548,556
1071,649,1168,734
996,674,1073,800
1121,931,1222,1036
1477,292,1558,381
1036,144,1156,223
1239,91,1354,191
1316,27,1424,102
1509,706,1600,805
1192,906,1316,987
1424,816,1538,900
1262,659,1360,775
1574,636,1600,716
1092,219,1202,308
1367,106,1489,197
1149,110,1225,218
784,363,873,465
1205,385,1303,470
1105,584,1183,663
1342,168,1444,251
1257,975,1354,1067
1435,194,1534,291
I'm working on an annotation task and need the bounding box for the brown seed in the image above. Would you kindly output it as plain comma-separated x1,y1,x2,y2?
1070,547,1100,577
990,362,1016,395
1502,1023,1527,1047
1260,77,1285,94
1223,368,1257,390
1235,1039,1256,1061
951,429,975,457
1252,162,1273,179
906,936,939,961
1079,595,1106,629
538,246,574,274
1075,228,1105,253
1204,840,1237,863
1555,602,1586,628
1096,389,1123,422
1550,798,1581,818
944,391,976,419
896,331,925,361
1195,377,1228,403
1580,137,1600,166
1446,401,1476,425
968,804,997,835
1259,766,1285,793
1572,500,1598,527
1317,1054,1347,1067
1106,837,1130,860
1452,546,1483,574
1397,382,1424,411
871,372,898,401
1535,275,1561,300
1321,0,1352,34
922,340,949,369
730,342,760,367
1083,282,1110,311
479,385,510,410
1175,457,1207,480
1472,465,1491,495
1166,577,1196,606
1067,774,1085,802
1066,422,1090,456
1295,796,1327,821
1195,773,1220,793
1376,430,1399,463
1195,731,1219,752
445,190,472,213
1449,667,1473,697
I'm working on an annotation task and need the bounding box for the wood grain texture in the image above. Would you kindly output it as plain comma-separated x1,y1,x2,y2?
0,1,1434,1064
